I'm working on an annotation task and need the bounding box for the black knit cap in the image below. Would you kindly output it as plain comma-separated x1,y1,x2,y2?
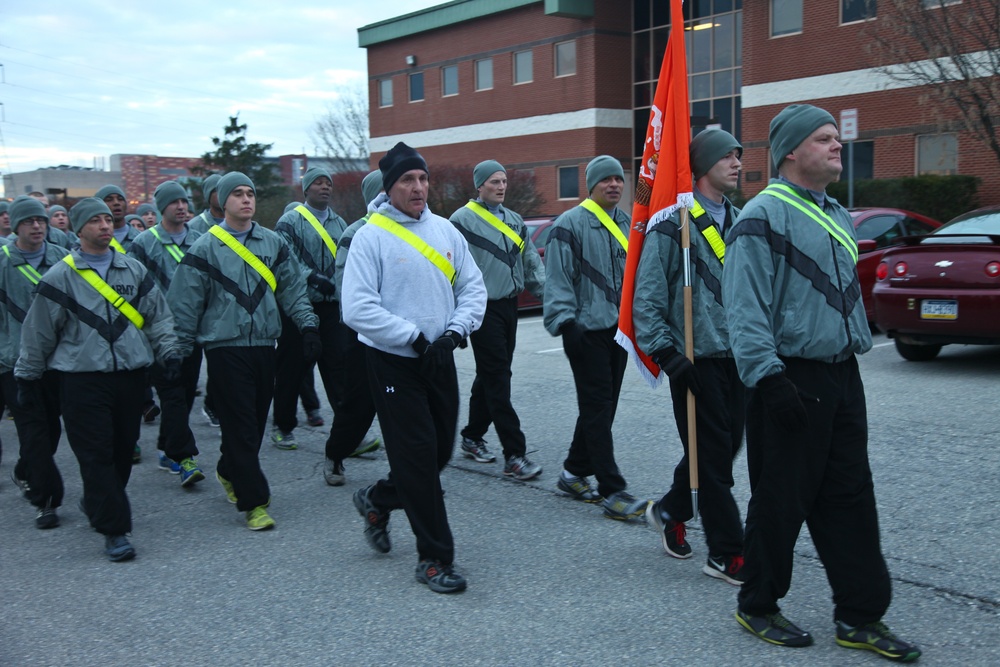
379,142,428,193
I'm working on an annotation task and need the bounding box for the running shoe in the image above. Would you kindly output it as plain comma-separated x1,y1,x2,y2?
835,620,921,662
736,610,813,647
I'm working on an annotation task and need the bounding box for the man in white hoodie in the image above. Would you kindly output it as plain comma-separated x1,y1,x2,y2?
342,142,486,594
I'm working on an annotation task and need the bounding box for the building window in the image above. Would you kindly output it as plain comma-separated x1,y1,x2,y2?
475,58,493,91
843,140,874,180
555,40,577,77
842,0,876,23
514,50,533,84
917,134,958,175
442,65,458,96
771,0,803,37
922,0,961,7
558,166,579,200
409,72,424,102
378,79,393,107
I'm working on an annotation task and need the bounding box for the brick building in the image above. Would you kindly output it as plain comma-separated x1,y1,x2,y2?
361,0,1000,214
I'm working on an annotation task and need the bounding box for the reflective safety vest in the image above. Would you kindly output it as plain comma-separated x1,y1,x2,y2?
294,205,338,259
760,183,858,263
149,227,185,263
2,245,43,285
208,225,277,292
580,198,628,252
691,201,726,264
463,201,525,252
367,213,456,285
62,254,144,329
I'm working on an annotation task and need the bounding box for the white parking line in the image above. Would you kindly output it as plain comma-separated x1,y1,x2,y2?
873,341,894,348
537,347,564,354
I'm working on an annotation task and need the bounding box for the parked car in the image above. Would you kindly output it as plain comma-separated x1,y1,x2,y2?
872,205,1000,361
851,208,943,323
517,217,554,310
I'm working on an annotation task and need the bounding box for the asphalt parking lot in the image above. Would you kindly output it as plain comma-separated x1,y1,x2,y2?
2,313,998,666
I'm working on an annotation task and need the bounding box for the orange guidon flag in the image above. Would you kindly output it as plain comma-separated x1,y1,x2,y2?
616,0,694,388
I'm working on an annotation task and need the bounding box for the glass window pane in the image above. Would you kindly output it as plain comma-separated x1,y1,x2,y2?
691,0,712,19
772,0,803,36
634,108,650,156
691,22,712,73
476,58,493,90
691,73,711,100
692,100,711,129
558,166,579,199
555,41,576,77
716,0,734,11
653,28,670,78
409,72,423,101
842,0,876,23
714,98,733,134
378,79,393,107
634,83,652,107
713,70,733,97
634,0,651,31
917,134,957,175
634,31,651,82
735,11,742,66
714,14,734,69
442,66,458,96
514,50,533,84
848,140,874,180
653,0,671,27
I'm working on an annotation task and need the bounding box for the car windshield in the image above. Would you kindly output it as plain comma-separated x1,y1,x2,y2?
924,211,1000,244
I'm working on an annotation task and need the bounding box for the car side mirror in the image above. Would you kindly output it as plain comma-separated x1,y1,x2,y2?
857,239,877,254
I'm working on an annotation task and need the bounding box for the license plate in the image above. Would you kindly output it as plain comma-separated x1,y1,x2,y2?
920,300,958,320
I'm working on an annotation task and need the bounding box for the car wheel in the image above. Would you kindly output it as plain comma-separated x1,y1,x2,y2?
894,339,942,362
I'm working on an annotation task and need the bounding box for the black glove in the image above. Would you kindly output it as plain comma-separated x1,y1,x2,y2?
651,347,702,397
162,356,182,383
307,272,337,297
412,332,432,357
427,330,462,367
756,372,816,433
559,321,585,354
302,327,323,363
16,378,40,410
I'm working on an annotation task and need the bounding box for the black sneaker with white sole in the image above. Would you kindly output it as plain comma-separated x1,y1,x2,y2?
736,610,813,647
353,485,391,553
703,554,744,585
644,500,693,558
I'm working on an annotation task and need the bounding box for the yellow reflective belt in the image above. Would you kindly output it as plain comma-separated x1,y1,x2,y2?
464,201,525,253
691,201,725,264
294,205,338,259
368,213,456,285
109,237,127,254
62,255,144,329
208,225,277,292
761,184,858,264
580,199,628,252
3,245,44,285
149,227,185,263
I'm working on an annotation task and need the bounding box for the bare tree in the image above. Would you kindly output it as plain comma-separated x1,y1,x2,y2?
866,0,1000,165
311,88,369,173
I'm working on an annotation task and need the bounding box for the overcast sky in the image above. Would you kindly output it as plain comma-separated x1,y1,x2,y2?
0,1,443,192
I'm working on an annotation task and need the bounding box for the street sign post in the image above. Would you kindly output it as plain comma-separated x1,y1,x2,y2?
841,109,858,208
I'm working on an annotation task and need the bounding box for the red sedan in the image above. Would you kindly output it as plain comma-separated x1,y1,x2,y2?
872,206,1000,361
851,208,942,323
517,217,554,310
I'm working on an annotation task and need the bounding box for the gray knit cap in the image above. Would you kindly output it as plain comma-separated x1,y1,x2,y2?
70,198,113,233
361,170,382,207
0,202,8,215
95,184,126,201
48,204,68,216
769,104,838,171
201,173,222,202
216,172,255,210
9,197,48,233
136,203,156,217
691,129,742,180
586,155,624,193
154,180,189,213
302,166,332,195
473,160,505,189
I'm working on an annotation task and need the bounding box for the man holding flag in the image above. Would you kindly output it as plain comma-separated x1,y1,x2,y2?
544,155,647,522
632,128,746,586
